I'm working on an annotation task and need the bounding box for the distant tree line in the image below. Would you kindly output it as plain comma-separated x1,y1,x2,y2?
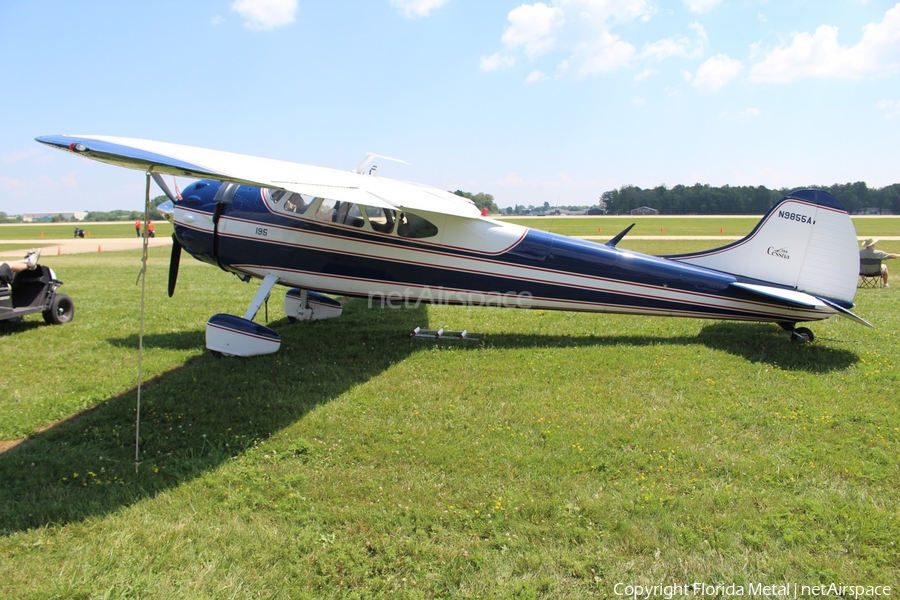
501,201,592,215
83,196,169,221
451,190,499,214
8,182,897,221
600,182,900,215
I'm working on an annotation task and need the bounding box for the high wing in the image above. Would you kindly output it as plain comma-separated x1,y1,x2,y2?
35,135,481,219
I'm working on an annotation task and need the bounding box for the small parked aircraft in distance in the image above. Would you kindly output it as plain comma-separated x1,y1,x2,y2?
36,134,870,356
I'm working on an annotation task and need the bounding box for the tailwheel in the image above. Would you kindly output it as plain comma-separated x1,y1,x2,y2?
790,327,814,343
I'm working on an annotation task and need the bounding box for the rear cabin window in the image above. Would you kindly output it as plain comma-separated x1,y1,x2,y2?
397,213,438,239
334,202,365,228
314,198,338,221
307,200,436,238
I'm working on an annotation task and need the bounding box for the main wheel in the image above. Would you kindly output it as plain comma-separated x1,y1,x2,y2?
43,293,75,325
791,327,814,343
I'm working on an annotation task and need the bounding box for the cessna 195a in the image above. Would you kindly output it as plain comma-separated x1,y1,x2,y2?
36,135,870,356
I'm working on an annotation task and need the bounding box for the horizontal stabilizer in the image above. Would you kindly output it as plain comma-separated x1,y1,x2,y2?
730,282,828,310
818,297,873,328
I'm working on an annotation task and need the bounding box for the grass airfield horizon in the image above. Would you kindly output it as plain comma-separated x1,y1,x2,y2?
0,235,897,597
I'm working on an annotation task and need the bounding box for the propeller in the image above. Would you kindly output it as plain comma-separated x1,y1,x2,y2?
150,173,183,297
151,172,179,203
168,235,182,297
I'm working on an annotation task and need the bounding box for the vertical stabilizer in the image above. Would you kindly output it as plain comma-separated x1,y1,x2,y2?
673,190,859,302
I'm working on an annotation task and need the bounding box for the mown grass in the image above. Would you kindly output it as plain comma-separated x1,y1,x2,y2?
0,221,173,240
0,239,897,598
497,216,900,238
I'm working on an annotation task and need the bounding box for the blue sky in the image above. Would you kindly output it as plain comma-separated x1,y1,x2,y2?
1,0,899,214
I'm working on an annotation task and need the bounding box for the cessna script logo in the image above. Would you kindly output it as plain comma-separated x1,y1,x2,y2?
767,247,790,259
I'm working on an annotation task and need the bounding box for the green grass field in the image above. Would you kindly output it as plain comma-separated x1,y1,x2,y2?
0,221,173,241
497,215,900,239
3,216,897,242
0,233,897,597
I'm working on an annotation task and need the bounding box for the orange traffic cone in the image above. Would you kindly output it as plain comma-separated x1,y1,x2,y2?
98,245,102,253
57,246,61,255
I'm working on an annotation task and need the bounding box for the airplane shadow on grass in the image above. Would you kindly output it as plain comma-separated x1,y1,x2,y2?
473,321,859,373
0,300,429,535
0,304,856,535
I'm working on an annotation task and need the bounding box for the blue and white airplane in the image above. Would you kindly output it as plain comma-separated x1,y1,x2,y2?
36,135,870,356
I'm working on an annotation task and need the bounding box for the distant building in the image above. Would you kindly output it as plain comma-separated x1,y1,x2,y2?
857,207,894,215
22,212,88,222
630,206,659,215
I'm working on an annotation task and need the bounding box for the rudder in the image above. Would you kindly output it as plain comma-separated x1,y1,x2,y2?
672,189,859,302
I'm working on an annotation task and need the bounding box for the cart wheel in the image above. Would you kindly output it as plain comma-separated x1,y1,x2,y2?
43,293,75,325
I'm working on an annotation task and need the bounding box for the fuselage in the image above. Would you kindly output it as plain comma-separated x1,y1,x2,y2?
170,179,835,325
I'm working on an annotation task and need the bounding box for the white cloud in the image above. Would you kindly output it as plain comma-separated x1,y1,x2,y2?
691,53,743,92
1,174,77,200
631,96,646,105
230,0,297,31
390,0,449,19
641,21,705,61
751,4,900,82
563,31,635,77
683,0,721,14
501,171,527,186
501,3,566,58
633,68,657,82
526,70,549,83
480,53,515,71
2,148,43,164
688,21,707,44
877,99,900,119
0,175,25,192
489,0,657,79
641,36,692,61
211,15,226,26
719,107,761,119
558,0,655,24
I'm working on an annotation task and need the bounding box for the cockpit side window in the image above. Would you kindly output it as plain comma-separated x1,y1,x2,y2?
265,189,313,216
397,212,439,239
365,206,396,234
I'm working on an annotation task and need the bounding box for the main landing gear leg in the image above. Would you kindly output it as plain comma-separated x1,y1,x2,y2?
283,288,343,322
779,322,815,344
